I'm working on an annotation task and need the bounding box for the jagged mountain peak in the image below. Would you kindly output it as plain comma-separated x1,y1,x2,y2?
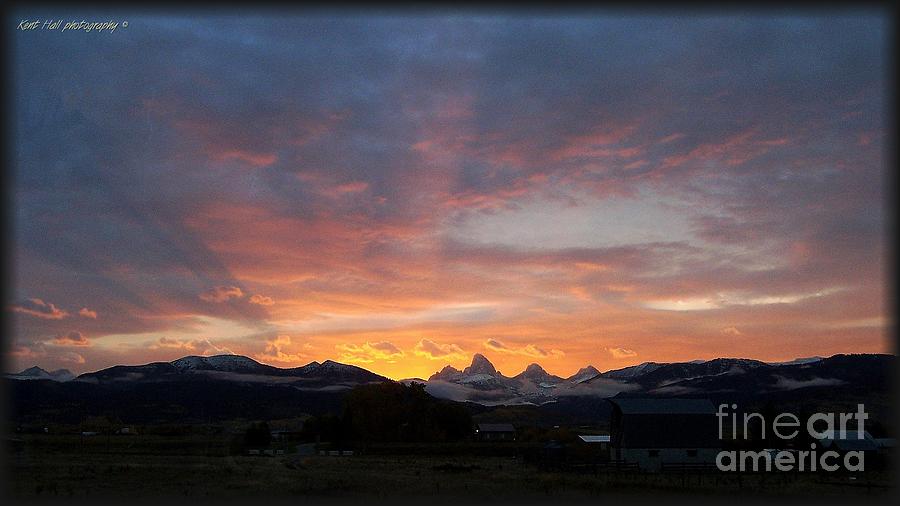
516,363,550,379
524,363,546,374
464,353,497,376
428,364,462,382
514,362,563,386
567,365,600,383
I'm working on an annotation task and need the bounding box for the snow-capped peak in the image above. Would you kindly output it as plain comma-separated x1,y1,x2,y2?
602,362,662,379
171,356,207,370
171,354,263,373
770,356,824,366
429,365,462,382
567,365,600,383
204,354,261,369
524,363,547,375
463,354,497,376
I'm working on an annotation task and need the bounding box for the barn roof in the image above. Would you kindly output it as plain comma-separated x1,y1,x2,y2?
821,430,879,452
608,398,716,415
477,423,515,432
578,435,611,443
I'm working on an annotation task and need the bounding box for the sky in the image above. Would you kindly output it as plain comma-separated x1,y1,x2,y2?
7,11,891,380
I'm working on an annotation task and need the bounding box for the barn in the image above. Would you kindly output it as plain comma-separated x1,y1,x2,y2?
607,398,720,471
475,423,516,441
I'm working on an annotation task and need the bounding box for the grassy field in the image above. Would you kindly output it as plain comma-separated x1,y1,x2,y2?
7,434,893,500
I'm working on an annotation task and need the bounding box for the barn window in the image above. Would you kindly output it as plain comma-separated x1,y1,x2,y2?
648,450,660,457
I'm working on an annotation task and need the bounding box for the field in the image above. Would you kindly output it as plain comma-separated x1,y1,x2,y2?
6,434,893,500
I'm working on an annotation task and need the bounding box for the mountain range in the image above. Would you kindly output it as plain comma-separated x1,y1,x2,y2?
7,351,893,428
7,352,890,408
415,353,883,406
6,354,387,388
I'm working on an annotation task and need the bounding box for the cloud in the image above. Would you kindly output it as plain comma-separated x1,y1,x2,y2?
483,339,564,359
607,347,638,359
150,337,234,355
78,308,98,319
10,298,69,320
214,149,278,168
336,341,404,364
199,286,245,303
9,341,47,359
58,351,86,364
256,335,307,364
8,339,85,368
54,331,90,347
249,294,275,306
413,339,467,361
154,337,188,349
722,326,743,336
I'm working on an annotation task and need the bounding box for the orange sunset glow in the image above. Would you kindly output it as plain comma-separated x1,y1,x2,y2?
8,14,890,380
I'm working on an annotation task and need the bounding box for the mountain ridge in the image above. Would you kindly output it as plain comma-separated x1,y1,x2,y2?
6,354,893,424
8,353,891,404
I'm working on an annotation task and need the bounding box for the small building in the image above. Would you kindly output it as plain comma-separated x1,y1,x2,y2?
608,398,720,471
475,423,516,441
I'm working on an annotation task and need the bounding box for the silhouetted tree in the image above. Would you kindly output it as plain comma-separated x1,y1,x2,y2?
342,382,472,444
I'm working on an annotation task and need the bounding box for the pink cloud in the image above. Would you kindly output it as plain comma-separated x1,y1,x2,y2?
199,286,244,303
10,298,69,320
249,294,275,306
214,149,278,168
607,347,638,359
54,331,91,347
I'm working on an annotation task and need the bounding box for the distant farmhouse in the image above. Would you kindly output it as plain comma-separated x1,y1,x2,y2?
608,398,720,471
475,423,516,441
